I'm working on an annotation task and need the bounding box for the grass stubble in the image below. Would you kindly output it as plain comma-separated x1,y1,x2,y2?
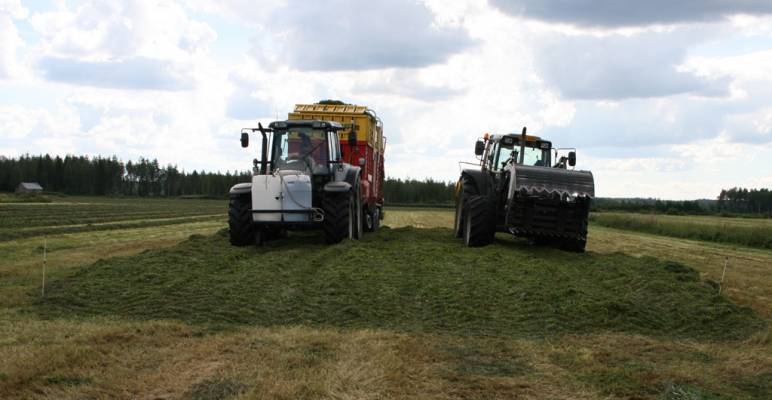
0,200,769,399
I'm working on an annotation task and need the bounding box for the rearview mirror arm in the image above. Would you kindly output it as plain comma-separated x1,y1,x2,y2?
257,123,271,174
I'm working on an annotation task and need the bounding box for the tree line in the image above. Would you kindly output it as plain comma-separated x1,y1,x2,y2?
0,154,250,197
0,154,456,202
383,178,455,205
2,155,769,213
718,187,772,214
594,189,772,216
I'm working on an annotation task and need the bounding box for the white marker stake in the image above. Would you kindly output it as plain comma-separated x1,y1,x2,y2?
41,237,47,297
718,257,728,295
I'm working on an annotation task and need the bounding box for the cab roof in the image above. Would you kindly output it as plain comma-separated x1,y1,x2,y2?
488,133,552,150
268,119,343,130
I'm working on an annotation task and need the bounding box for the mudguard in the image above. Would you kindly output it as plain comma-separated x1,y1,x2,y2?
344,166,361,189
324,181,351,193
229,182,252,196
460,168,493,197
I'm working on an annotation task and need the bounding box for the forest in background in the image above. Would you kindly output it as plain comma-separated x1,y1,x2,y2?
1,154,770,214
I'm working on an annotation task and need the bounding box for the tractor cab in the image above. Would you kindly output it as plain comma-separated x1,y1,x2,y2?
482,134,552,172
267,120,344,176
475,129,576,172
240,120,344,178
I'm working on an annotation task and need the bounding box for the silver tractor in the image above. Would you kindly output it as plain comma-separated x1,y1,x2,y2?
229,120,364,245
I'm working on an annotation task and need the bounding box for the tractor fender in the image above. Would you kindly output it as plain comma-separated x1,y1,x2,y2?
229,182,252,197
460,168,492,197
343,166,361,188
324,181,351,193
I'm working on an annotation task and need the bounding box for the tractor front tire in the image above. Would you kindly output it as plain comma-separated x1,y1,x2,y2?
228,195,254,246
323,190,352,244
454,178,479,238
463,195,496,247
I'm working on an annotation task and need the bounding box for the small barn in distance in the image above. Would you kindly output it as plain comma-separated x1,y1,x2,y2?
16,182,43,194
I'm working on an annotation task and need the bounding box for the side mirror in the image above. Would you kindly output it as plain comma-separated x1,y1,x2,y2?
348,130,357,148
474,140,485,156
568,151,576,167
240,132,249,148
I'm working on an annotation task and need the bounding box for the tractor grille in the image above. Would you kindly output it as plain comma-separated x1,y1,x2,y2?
506,197,590,239
513,165,595,198
506,165,594,240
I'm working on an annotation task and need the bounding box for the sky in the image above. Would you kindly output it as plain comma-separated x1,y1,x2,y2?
1,0,772,199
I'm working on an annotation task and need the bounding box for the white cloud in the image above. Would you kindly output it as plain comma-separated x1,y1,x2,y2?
28,0,216,90
354,69,466,102
0,0,27,79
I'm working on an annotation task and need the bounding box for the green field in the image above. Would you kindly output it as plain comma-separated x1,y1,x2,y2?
591,212,772,250
1,197,770,399
0,196,224,241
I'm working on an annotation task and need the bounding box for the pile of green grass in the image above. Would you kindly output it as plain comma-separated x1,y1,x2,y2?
35,227,764,340
591,212,772,250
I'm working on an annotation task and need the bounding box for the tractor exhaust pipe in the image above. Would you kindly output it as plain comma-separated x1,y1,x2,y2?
258,123,269,174
519,127,526,165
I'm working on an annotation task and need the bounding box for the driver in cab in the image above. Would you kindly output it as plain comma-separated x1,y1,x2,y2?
285,132,324,173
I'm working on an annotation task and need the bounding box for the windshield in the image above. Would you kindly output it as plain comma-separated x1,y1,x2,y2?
271,128,329,174
492,142,550,170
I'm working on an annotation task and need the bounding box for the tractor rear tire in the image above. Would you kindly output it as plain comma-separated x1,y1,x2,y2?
454,178,478,238
323,190,352,244
228,195,254,246
463,195,496,247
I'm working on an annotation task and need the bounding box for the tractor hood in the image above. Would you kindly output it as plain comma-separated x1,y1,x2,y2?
507,164,595,201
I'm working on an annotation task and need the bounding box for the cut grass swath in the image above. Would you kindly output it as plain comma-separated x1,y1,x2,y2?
35,227,765,341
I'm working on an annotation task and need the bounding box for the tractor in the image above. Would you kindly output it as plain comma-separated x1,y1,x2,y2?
228,119,364,245
454,128,595,251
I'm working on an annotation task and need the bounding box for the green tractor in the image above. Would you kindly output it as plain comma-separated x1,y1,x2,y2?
454,128,595,251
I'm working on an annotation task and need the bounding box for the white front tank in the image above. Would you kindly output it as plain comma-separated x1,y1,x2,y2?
280,173,312,222
252,175,282,222
251,173,312,223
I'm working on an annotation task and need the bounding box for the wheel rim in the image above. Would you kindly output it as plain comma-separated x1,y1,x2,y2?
365,211,373,230
454,200,463,235
353,186,362,238
348,192,354,239
464,209,472,246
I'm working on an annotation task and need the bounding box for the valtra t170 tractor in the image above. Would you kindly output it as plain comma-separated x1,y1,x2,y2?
454,128,595,251
228,101,385,245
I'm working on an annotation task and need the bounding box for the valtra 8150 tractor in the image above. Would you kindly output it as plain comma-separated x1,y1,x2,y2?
228,101,384,246
289,100,385,231
454,128,595,251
